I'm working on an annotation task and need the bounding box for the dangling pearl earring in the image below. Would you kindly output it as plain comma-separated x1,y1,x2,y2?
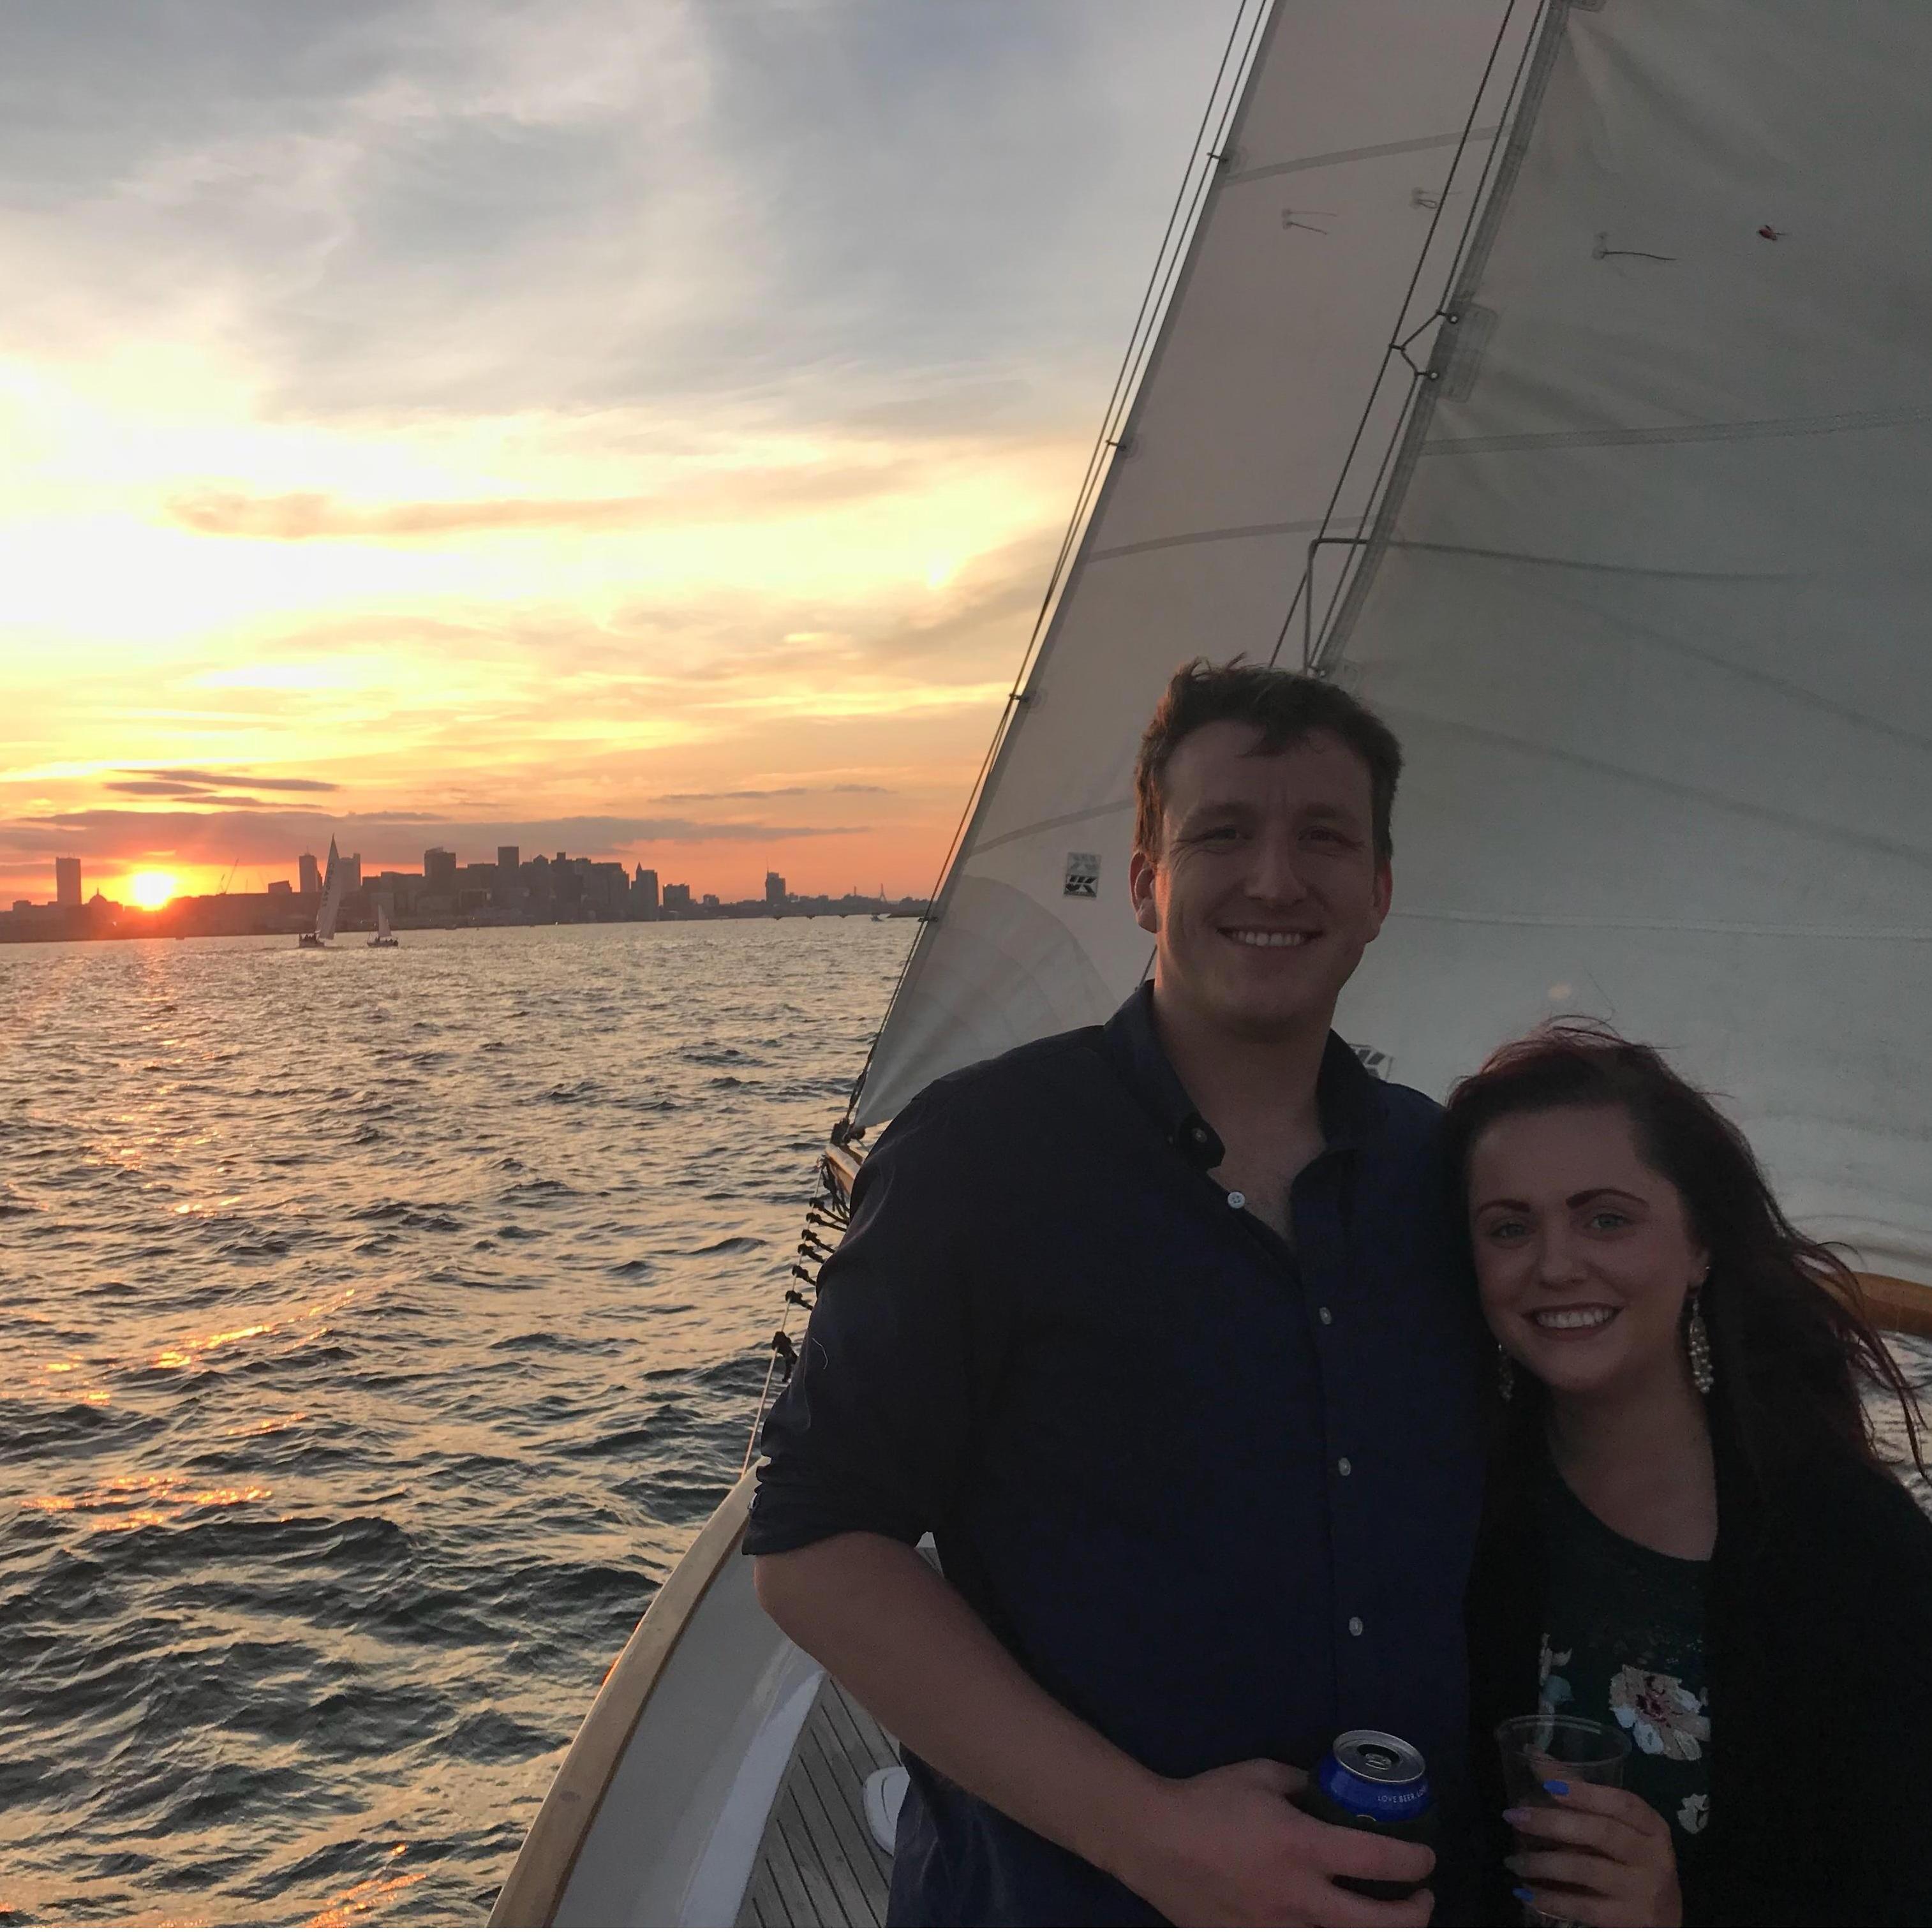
1496,1344,1515,1401
1686,1278,1714,1396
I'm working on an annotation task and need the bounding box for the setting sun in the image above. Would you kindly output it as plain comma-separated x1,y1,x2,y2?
126,871,178,910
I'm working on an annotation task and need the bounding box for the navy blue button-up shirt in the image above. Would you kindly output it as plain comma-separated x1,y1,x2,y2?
745,986,1486,1924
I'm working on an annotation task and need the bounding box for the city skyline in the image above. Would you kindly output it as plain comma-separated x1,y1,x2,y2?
0,4,1235,907
5,843,914,933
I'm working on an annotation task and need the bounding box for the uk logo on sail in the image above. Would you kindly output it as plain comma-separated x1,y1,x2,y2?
1063,852,1101,898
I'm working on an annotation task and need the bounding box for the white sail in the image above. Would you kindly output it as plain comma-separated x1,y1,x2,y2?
315,838,346,945
376,902,392,942
856,0,1932,1284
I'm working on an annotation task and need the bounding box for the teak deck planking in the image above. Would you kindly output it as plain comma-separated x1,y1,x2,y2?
737,1678,898,1928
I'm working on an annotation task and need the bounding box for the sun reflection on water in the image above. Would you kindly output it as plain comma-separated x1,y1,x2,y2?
149,1287,357,1371
304,1852,423,1928
19,1471,272,1532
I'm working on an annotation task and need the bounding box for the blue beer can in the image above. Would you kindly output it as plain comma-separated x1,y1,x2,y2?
1303,1729,1434,1899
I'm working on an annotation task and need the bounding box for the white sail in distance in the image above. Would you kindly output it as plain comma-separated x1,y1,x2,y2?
855,0,1931,1286
315,838,346,946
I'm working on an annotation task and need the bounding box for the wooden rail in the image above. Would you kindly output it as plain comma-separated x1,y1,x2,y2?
1857,1273,1932,1342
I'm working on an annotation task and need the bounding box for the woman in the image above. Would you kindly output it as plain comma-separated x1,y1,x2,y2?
1446,1023,1932,1927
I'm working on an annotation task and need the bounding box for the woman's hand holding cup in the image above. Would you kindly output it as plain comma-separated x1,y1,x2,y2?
1503,1780,1681,1927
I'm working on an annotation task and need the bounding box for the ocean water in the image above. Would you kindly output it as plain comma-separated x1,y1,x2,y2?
3,923,1926,1926
0,921,907,1926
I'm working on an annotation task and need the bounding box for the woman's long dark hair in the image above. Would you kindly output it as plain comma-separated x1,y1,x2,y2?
1442,1020,1926,1483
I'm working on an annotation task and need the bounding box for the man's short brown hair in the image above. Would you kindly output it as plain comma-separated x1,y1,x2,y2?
1133,659,1402,863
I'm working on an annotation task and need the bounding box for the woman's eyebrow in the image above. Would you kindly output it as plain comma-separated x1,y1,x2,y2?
1472,1185,1647,1215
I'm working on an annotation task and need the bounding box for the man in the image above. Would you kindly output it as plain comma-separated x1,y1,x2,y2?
746,661,1487,1924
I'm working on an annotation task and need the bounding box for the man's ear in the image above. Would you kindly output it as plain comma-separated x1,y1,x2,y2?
1364,856,1392,944
1129,847,1160,937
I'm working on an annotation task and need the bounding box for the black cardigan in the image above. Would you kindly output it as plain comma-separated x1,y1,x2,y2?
1466,1417,1932,1926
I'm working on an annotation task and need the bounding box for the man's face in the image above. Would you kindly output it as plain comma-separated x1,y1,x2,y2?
1129,722,1391,1042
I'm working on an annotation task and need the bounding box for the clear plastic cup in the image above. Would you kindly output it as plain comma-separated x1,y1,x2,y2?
1494,1715,1630,1926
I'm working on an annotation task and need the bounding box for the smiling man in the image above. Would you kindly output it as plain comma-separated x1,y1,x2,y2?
747,660,1487,1925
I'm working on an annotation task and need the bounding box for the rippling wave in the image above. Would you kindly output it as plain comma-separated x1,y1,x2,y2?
0,922,905,1926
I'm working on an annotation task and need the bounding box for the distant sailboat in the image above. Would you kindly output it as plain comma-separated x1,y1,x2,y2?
297,838,345,949
368,902,399,948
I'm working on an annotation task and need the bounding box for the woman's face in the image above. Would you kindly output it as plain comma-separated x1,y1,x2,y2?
1467,1104,1709,1402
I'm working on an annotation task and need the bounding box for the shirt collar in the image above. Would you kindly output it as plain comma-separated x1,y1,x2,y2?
1102,981,1383,1171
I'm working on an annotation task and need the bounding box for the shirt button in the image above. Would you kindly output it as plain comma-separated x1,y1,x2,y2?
1227,1190,1245,1210
1318,1306,1333,1325
1348,1616,1364,1638
1337,1457,1352,1476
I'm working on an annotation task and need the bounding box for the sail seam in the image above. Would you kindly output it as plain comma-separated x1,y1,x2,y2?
970,799,1133,859
1387,910,1932,941
1421,401,1932,457
1226,126,1499,184
1402,713,1932,874
1389,539,1781,583
1089,513,1361,564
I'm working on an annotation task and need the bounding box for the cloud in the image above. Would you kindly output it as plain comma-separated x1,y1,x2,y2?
654,785,894,803
0,1,1228,420
0,805,866,872
106,768,341,798
163,457,923,541
152,768,341,792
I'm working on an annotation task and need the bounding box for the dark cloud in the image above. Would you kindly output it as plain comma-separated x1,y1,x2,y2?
0,805,865,871
654,785,895,803
105,783,277,806
115,767,341,793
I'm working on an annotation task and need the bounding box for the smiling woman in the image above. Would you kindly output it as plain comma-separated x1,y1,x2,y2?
124,871,178,910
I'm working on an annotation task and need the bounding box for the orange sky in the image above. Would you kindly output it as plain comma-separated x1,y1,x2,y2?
0,3,1232,907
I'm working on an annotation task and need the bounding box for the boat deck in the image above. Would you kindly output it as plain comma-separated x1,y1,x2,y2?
736,1677,899,1927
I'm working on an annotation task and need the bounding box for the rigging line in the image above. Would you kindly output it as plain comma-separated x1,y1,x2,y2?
741,1344,784,1476
1309,0,1542,664
903,0,1257,884
1304,0,1553,670
1304,366,1423,667
1315,0,1566,674
999,0,1269,711
1008,0,1263,667
840,0,1271,1122
1429,0,1552,317
1267,0,1530,671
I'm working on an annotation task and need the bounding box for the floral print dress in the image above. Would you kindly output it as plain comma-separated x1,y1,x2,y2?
1537,1462,1712,1864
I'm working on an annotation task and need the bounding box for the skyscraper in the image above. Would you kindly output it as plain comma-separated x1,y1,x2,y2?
299,852,320,896
764,870,787,909
424,848,457,893
55,856,81,907
632,866,660,915
342,853,362,893
497,845,520,875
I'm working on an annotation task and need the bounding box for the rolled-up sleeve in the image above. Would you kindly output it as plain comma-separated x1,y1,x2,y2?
743,1089,986,1556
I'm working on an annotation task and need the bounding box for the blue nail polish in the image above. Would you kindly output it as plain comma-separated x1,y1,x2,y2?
1543,1778,1570,1796
1513,1887,1536,1903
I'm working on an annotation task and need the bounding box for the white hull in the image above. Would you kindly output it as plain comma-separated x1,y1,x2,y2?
492,1474,827,1928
